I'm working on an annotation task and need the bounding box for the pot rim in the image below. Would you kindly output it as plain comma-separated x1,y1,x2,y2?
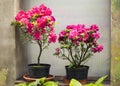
65,65,89,69
28,63,51,67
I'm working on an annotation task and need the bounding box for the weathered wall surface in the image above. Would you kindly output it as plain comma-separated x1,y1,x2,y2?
111,0,120,86
0,0,19,86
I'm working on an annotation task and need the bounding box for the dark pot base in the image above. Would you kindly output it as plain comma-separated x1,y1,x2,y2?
65,65,89,80
28,63,51,78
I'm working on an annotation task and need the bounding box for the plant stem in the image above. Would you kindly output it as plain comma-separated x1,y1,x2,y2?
63,54,73,64
78,45,84,66
69,47,76,66
81,45,90,61
37,41,42,65
78,44,90,66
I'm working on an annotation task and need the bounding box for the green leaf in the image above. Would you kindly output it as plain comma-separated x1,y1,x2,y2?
70,79,82,86
68,63,74,68
28,77,46,86
97,84,104,86
15,83,27,86
95,75,108,85
43,45,49,50
60,44,70,49
28,82,36,86
11,21,16,26
28,80,38,86
43,81,58,86
38,77,46,84
82,53,92,62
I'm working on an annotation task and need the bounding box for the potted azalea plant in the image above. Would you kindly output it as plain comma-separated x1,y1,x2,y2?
54,24,103,81
11,4,57,78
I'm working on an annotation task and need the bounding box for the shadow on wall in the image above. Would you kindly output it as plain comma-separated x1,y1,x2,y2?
15,29,28,79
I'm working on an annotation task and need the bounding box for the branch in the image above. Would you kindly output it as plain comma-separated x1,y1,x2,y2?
78,44,90,66
37,41,43,64
62,54,73,64
78,45,84,66
81,44,91,61
69,46,77,66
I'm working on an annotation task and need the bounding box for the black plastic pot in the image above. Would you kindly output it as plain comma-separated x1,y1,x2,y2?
65,65,89,80
28,63,51,78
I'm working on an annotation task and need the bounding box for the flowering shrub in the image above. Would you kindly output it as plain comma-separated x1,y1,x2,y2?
54,24,103,68
11,4,57,64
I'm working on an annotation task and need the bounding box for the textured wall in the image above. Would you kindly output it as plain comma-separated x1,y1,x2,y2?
111,0,120,86
0,68,8,86
0,0,18,85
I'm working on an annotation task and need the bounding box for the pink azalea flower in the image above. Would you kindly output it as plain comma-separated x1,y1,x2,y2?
26,23,34,34
27,6,40,18
59,30,67,37
81,32,88,41
77,24,85,29
92,47,98,53
73,40,79,45
91,33,100,39
77,27,86,33
15,10,28,21
37,17,47,28
55,48,61,55
50,16,55,21
93,41,98,47
45,8,52,16
66,25,77,30
58,36,64,42
26,9,34,18
31,6,41,15
90,24,99,32
46,16,55,27
92,44,103,53
97,44,103,52
21,18,29,24
41,28,46,34
39,4,47,11
33,31,41,40
68,30,78,39
48,33,57,43
46,25,55,32
39,4,48,16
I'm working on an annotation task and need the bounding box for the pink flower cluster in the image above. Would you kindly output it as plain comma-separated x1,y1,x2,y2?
15,4,57,43
92,44,103,53
55,48,61,55
58,24,103,53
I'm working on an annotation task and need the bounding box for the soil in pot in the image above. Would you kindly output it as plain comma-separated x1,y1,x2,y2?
65,65,89,80
28,64,51,78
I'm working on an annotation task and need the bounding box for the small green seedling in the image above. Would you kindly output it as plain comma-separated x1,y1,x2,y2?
70,79,82,86
15,75,107,86
70,75,108,86
15,77,58,86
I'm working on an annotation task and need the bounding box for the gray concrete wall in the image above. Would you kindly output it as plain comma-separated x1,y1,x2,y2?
0,0,19,85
